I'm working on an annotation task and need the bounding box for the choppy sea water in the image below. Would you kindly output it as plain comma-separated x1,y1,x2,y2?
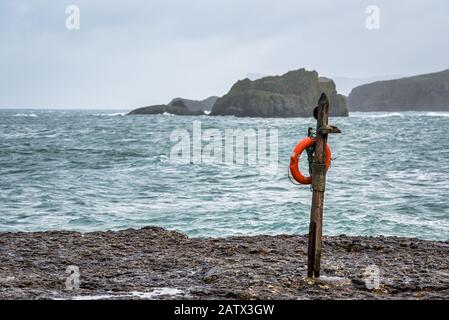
0,109,448,241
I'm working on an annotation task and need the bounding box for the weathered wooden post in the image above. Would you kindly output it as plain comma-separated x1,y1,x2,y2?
307,93,341,278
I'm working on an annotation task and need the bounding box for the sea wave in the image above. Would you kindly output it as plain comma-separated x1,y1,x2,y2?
94,112,126,116
425,112,449,117
12,113,37,117
1,108,448,241
349,112,404,118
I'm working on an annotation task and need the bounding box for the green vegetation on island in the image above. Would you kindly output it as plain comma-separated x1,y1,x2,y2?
210,69,348,117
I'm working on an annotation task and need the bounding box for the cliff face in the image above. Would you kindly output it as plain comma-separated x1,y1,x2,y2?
347,69,449,111
210,69,348,117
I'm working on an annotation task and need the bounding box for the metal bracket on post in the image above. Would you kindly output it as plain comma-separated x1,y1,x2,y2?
317,125,342,134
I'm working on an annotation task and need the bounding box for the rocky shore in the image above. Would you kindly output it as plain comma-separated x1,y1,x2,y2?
0,227,448,300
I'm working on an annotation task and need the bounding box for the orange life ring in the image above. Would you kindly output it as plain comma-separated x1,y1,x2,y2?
289,137,332,185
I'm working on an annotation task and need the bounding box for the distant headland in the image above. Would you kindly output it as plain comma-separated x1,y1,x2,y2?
347,69,449,112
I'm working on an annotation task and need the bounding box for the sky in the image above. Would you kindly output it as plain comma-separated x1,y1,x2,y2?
1,0,448,109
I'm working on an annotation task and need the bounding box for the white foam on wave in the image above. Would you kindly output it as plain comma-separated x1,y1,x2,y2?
70,294,114,300
162,112,175,116
12,113,37,117
425,112,449,117
68,287,183,300
351,111,449,118
94,112,126,116
349,112,404,118
129,288,183,299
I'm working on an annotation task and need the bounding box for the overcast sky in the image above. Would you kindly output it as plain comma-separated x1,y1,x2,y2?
1,0,448,109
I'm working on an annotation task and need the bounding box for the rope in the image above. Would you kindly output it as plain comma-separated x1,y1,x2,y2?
287,166,302,185
306,128,316,174
305,129,316,191
305,147,315,177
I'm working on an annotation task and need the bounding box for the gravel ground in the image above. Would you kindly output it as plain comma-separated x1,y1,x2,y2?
0,226,448,300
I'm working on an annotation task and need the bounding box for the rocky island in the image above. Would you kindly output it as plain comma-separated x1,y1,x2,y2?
0,227,447,300
128,100,204,116
210,69,348,117
347,69,449,111
128,69,348,117
128,97,217,116
169,96,218,112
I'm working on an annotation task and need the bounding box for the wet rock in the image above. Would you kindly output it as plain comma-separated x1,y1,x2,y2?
0,227,448,299
202,267,227,283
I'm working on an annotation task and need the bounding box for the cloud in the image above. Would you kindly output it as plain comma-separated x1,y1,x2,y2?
0,0,448,108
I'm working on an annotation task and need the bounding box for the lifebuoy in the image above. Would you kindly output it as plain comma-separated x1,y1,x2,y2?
289,137,332,185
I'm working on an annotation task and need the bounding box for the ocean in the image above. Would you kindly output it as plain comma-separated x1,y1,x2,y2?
1,109,448,241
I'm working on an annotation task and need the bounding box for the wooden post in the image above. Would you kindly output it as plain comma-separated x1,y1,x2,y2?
307,93,340,278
